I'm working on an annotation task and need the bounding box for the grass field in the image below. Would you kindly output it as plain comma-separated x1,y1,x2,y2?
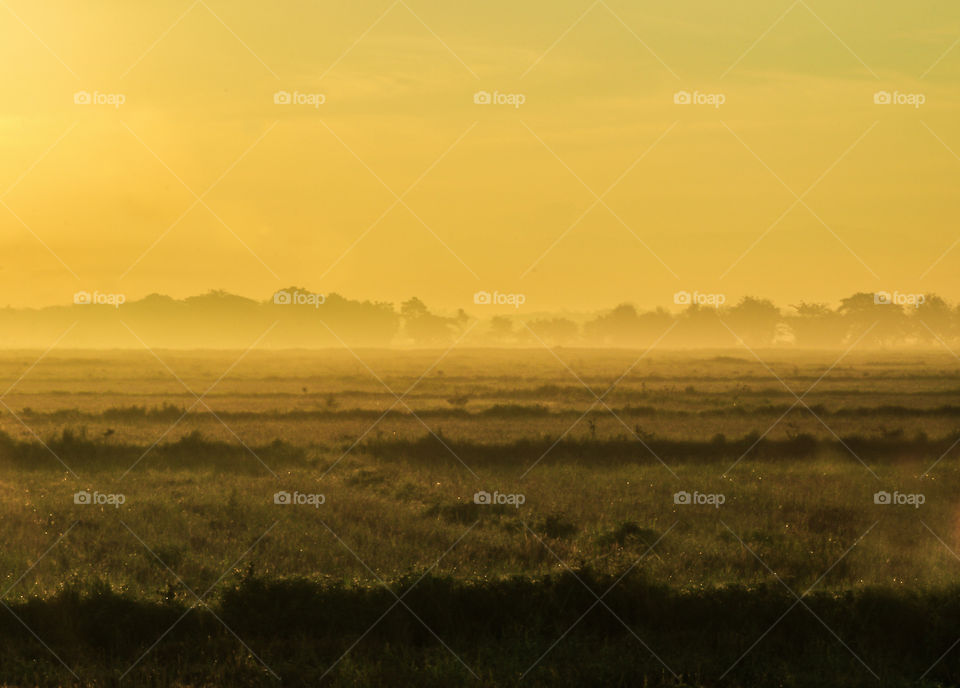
2,348,960,686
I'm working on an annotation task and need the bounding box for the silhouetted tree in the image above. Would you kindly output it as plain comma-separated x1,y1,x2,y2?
585,304,672,346
676,303,728,347
911,294,955,345
838,292,907,347
725,297,781,346
401,298,461,346
787,302,843,348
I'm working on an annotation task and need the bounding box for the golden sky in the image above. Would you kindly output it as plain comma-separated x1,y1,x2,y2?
1,0,959,312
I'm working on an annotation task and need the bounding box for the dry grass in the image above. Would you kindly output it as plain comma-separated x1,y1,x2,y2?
1,349,958,685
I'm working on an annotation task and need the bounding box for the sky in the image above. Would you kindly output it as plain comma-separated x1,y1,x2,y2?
1,0,959,314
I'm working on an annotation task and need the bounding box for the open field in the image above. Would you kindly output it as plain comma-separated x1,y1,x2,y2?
2,349,960,686
8,0,960,683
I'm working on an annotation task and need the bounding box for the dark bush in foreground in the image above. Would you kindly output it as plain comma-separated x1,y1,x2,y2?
3,574,960,686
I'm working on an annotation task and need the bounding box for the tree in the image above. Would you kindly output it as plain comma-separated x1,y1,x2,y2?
910,294,955,346
725,297,781,346
787,302,842,348
401,298,463,345
838,292,907,347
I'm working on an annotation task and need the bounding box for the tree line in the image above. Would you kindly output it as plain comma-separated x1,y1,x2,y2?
0,290,954,348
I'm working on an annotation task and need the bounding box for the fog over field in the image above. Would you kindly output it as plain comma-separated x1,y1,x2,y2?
1,349,960,685
4,0,960,684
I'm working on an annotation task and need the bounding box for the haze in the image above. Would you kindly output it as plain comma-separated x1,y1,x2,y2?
2,0,959,312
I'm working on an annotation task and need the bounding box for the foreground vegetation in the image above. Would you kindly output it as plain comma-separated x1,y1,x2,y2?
6,573,960,687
